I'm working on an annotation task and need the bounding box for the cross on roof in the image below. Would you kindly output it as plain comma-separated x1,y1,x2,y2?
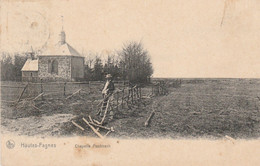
61,15,64,31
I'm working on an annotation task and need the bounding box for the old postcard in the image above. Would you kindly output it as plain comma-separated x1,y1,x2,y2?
1,0,260,165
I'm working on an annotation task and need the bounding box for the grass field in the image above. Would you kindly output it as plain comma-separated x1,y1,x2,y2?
1,79,260,139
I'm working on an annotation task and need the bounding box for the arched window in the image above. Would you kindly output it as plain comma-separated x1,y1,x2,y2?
51,60,58,74
48,60,52,73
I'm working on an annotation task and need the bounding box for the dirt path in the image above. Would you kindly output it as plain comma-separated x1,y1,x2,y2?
1,114,75,137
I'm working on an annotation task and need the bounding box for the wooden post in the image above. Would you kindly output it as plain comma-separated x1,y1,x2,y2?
135,87,137,99
40,79,43,93
144,111,155,127
140,87,142,99
82,118,104,139
33,92,44,101
104,130,111,137
144,103,156,127
88,115,94,123
157,84,160,96
116,91,119,111
89,121,114,131
17,83,29,102
127,89,130,104
72,121,85,131
154,84,156,96
158,84,161,95
40,79,43,100
137,87,139,98
131,88,134,103
66,89,81,99
136,87,139,99
134,87,137,99
121,89,124,108
101,99,110,124
63,82,66,96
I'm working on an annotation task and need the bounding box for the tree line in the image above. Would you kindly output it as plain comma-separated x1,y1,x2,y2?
1,41,153,83
1,53,27,81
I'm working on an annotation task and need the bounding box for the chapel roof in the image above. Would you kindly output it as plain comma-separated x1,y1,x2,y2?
39,30,83,57
39,42,82,57
21,59,38,71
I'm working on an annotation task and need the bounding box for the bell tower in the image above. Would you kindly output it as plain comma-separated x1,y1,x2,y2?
59,16,66,45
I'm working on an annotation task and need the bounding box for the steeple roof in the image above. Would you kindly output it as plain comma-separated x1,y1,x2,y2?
39,30,82,57
39,42,82,57
39,17,82,57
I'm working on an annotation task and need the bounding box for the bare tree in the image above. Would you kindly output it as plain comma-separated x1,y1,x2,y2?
118,41,153,83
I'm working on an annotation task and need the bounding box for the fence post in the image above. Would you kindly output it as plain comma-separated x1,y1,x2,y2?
17,83,29,103
64,82,66,96
152,84,154,95
133,87,136,99
135,87,138,98
40,79,43,100
131,88,134,103
40,79,43,93
116,91,119,111
158,83,161,95
122,89,124,108
140,86,142,99
127,89,130,104
137,86,139,99
157,85,159,95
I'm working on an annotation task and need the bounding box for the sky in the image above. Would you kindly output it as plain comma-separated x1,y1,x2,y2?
1,0,260,78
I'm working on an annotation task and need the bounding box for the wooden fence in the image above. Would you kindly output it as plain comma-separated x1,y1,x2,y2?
0,80,130,102
71,84,143,138
151,81,168,96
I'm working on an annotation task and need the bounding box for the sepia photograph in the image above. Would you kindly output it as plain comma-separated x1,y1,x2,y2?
1,0,260,165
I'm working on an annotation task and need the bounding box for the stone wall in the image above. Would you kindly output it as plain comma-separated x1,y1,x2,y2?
71,56,84,80
38,56,71,81
22,71,39,82
22,71,38,77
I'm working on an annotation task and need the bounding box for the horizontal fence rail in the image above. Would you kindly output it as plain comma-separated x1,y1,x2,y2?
0,80,175,103
0,80,130,102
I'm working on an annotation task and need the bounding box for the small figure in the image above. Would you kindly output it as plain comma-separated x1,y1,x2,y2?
102,74,115,98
